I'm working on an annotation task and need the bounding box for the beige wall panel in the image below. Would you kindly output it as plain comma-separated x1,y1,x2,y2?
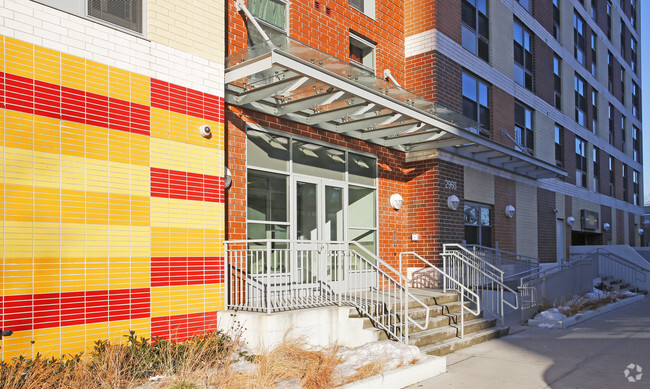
534,114,555,165
516,181,538,258
464,167,494,204
489,0,513,77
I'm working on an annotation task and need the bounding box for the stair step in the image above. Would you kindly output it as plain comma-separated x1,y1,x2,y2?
419,326,510,356
407,318,497,347
408,311,482,334
351,300,470,321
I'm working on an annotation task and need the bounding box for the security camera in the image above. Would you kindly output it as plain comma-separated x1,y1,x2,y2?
199,125,212,138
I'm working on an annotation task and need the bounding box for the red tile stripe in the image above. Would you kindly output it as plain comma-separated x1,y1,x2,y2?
150,78,224,123
1,72,151,136
150,167,224,203
0,288,151,332
151,256,224,287
151,311,219,342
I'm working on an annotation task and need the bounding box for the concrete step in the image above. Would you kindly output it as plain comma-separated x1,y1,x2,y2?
352,300,471,322
407,318,497,348
419,326,510,356
406,311,482,335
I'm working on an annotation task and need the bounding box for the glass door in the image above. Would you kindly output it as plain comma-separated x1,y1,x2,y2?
294,176,346,292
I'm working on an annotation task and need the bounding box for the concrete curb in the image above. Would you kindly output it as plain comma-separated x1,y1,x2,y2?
528,294,646,329
338,355,446,389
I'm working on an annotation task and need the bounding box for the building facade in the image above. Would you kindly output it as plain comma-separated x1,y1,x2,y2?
224,0,643,279
0,0,225,359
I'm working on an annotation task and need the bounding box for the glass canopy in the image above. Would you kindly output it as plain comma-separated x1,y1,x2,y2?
225,33,567,180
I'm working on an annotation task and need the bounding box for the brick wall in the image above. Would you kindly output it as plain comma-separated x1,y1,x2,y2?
629,211,636,246
563,130,577,186
533,0,553,36
564,196,572,250
493,176,516,253
405,50,462,112
598,148,609,195
534,36,555,107
616,208,625,243
491,86,515,146
537,188,556,263
404,0,460,43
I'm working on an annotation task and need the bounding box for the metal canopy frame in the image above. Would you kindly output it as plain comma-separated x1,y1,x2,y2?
225,35,566,180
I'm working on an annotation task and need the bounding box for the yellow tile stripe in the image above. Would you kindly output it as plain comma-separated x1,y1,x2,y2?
150,197,223,229
0,184,150,225
2,110,151,166
151,227,224,257
151,284,224,317
2,36,151,106
150,136,224,177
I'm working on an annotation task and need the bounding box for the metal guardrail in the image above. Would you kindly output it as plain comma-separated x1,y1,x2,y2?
466,244,539,279
442,244,519,326
518,248,648,323
224,239,430,343
399,252,480,338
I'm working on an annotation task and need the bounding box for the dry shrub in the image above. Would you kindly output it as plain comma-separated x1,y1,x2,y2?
339,360,385,386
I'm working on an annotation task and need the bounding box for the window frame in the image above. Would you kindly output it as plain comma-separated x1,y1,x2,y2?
554,55,562,110
349,0,375,19
591,89,598,134
515,100,534,153
462,71,491,138
574,74,586,127
574,11,586,66
555,124,564,167
349,32,376,73
575,136,587,188
553,0,561,41
513,20,533,91
461,0,490,62
593,146,600,192
464,201,493,247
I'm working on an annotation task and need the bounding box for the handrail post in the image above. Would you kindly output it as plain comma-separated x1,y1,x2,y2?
443,253,447,292
224,241,229,309
405,281,409,343
266,240,272,314
460,292,464,339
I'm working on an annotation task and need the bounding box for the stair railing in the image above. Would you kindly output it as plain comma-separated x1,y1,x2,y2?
224,239,431,344
399,252,480,338
466,244,539,278
442,244,519,326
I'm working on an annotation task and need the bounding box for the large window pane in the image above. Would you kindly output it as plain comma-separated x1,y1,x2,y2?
249,0,286,30
293,141,345,180
325,186,344,241
296,181,318,240
247,170,288,222
247,130,289,171
349,153,377,186
349,186,376,228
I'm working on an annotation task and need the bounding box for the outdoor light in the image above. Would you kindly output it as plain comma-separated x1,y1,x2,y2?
199,124,212,138
447,195,460,211
224,168,232,190
603,222,611,232
639,228,644,236
390,194,403,210
505,205,516,218
566,216,576,228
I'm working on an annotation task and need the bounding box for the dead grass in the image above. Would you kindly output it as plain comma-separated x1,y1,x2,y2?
1,332,393,388
538,290,630,318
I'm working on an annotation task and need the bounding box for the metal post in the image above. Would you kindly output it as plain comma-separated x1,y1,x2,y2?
266,240,272,314
460,292,464,339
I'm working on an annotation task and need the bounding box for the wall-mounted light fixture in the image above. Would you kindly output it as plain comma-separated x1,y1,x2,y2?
390,194,403,210
447,195,460,211
639,228,645,236
224,168,232,190
505,205,516,218
199,125,212,138
603,222,611,232
567,216,576,228
552,209,559,214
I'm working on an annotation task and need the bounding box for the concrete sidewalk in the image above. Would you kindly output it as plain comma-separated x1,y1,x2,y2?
407,296,650,389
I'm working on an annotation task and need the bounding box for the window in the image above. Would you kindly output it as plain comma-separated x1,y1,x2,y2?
462,0,489,62
633,126,641,162
554,56,562,110
632,81,639,118
462,72,491,137
514,21,533,90
606,1,612,39
515,101,534,153
249,0,288,31
591,0,597,20
633,170,640,205
464,202,492,247
607,51,614,92
631,37,637,73
553,0,561,41
593,147,600,192
517,0,532,13
575,74,586,127
609,156,615,196
620,19,627,59
608,104,615,145
630,0,637,29
574,12,586,66
349,0,375,18
622,164,628,202
349,33,375,72
620,67,625,103
620,116,626,153
33,0,143,34
591,89,598,133
576,137,587,188
591,32,597,76
555,124,564,167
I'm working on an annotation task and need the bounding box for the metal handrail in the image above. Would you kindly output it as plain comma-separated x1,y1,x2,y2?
224,239,432,343
466,244,540,265
400,252,480,338
443,243,504,279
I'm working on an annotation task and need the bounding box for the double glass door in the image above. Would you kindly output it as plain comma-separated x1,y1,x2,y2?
294,176,347,291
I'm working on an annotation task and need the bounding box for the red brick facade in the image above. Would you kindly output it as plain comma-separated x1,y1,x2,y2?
537,188,556,263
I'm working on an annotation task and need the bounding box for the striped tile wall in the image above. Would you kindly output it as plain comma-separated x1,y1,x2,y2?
0,35,225,359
